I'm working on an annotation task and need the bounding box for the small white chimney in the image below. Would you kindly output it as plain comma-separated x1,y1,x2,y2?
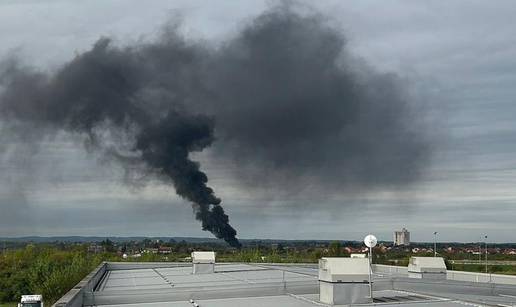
408,257,446,280
318,257,371,305
191,251,215,274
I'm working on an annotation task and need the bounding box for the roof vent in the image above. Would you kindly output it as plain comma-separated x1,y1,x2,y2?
191,251,215,274
318,257,372,305
408,257,447,280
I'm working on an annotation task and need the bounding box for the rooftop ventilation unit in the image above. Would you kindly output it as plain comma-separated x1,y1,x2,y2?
191,251,215,274
408,257,447,280
318,257,371,305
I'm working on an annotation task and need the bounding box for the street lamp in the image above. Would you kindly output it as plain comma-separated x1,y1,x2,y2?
484,235,488,273
433,232,438,257
364,234,377,301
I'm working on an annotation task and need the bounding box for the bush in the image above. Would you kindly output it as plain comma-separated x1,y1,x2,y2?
0,246,103,305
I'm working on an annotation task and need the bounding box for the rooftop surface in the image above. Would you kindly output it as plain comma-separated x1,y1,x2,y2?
55,262,516,307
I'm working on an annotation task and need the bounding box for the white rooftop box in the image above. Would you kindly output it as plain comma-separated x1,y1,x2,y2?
191,251,215,274
21,295,43,303
319,257,369,283
408,257,447,280
319,258,371,305
191,251,216,264
20,295,43,307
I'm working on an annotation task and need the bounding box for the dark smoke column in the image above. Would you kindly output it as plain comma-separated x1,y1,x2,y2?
135,112,241,248
0,39,241,248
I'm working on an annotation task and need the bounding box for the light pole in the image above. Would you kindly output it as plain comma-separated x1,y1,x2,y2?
479,240,482,263
364,234,377,301
484,235,488,273
369,245,372,298
433,232,438,257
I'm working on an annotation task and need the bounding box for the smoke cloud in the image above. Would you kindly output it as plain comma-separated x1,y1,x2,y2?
0,4,432,246
206,8,430,191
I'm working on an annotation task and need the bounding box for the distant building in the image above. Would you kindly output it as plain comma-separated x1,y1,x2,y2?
394,228,410,246
158,246,172,254
146,248,159,254
87,244,104,253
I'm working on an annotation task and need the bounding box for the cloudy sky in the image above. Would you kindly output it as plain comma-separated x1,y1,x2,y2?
1,0,516,243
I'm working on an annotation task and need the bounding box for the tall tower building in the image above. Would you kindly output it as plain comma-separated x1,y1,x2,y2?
394,228,410,246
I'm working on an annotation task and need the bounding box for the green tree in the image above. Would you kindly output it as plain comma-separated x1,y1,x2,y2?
328,241,342,256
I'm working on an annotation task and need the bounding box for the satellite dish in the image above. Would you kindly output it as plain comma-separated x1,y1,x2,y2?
364,234,377,248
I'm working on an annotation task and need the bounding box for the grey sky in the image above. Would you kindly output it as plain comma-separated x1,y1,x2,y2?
1,0,516,243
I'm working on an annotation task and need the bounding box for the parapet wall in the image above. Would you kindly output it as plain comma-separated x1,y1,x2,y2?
447,269,516,285
374,264,516,286
107,262,190,270
373,264,409,275
52,262,107,307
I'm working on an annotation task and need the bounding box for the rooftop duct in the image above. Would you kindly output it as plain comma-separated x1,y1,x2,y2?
192,251,216,274
318,257,372,305
408,257,447,280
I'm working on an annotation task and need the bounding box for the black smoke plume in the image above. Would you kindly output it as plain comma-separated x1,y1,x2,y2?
0,36,241,247
0,4,432,246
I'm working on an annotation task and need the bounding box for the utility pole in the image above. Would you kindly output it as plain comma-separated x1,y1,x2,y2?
433,232,438,257
479,240,481,263
484,235,488,273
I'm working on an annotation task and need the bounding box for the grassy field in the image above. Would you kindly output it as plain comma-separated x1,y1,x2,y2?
0,303,17,307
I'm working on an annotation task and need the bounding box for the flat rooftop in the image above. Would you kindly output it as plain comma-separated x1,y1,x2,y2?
54,262,516,307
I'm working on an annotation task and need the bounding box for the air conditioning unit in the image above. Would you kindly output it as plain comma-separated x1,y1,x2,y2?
191,251,216,274
319,257,371,305
408,257,447,280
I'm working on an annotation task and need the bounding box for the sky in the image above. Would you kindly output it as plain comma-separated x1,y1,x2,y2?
1,0,516,243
